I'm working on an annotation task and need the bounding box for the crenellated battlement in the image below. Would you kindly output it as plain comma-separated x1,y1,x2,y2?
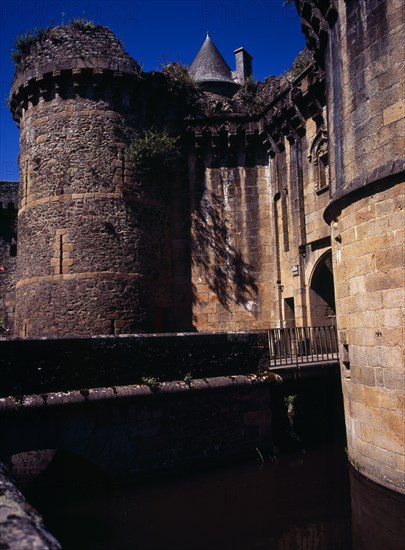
11,24,140,85
9,24,141,126
10,68,142,126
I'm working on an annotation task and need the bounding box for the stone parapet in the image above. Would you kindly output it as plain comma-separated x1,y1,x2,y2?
0,331,270,397
11,24,139,91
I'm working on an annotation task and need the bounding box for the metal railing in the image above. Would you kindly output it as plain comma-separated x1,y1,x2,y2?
268,325,338,367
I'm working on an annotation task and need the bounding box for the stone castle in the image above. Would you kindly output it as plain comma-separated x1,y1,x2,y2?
0,0,403,494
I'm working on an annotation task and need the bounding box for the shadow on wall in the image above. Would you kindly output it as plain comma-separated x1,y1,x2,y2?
192,170,258,312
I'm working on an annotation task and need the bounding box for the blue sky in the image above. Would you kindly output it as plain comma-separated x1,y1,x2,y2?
0,0,305,181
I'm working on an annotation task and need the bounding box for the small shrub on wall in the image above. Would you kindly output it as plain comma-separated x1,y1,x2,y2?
127,130,180,180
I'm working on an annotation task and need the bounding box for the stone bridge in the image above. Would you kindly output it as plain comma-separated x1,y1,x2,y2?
0,330,340,479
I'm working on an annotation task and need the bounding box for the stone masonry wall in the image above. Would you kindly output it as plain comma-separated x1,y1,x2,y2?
0,331,270,397
10,26,173,337
0,377,273,478
190,123,333,332
0,182,18,335
331,184,404,492
325,0,404,201
0,331,273,476
15,95,155,336
191,165,273,331
322,0,405,493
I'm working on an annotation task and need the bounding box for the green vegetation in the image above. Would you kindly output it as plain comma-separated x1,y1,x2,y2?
233,78,262,114
127,130,180,179
69,17,98,31
284,394,297,408
162,62,197,98
284,48,314,80
11,27,48,64
183,372,193,385
140,376,160,392
10,18,103,65
233,76,280,115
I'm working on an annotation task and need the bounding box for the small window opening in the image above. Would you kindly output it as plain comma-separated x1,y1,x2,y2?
58,234,63,275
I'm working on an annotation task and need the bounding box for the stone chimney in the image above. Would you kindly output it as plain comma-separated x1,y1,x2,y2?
234,47,253,83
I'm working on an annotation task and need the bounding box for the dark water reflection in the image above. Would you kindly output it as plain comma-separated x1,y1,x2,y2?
350,467,405,550
25,439,356,550
107,442,351,550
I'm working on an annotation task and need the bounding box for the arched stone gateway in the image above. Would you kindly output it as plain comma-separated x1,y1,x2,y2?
309,250,336,327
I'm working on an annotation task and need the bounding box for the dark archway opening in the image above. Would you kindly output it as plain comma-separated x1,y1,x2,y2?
309,250,336,326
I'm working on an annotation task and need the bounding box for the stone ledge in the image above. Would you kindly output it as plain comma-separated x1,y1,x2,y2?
19,191,121,213
324,161,405,223
16,271,144,289
0,462,61,549
0,374,274,412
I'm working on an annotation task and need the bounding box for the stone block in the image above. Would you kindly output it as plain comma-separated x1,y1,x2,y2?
396,453,405,472
383,101,404,125
388,209,405,231
352,365,376,386
383,346,404,369
355,436,397,470
365,268,403,293
381,328,403,347
382,288,405,309
349,276,366,295
355,291,383,311
357,422,403,455
375,367,385,387
362,385,403,411
375,246,403,271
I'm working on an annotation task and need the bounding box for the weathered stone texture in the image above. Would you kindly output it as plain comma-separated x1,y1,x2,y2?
332,187,404,493
295,0,405,494
0,461,61,549
326,0,404,201
190,119,333,332
2,4,402,495
191,165,272,331
296,0,404,493
11,24,139,92
10,26,176,337
18,99,130,208
0,182,18,334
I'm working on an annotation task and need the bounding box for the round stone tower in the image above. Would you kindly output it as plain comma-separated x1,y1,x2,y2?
296,0,404,494
9,23,171,337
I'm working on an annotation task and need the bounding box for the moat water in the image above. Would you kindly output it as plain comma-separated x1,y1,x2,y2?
22,436,405,550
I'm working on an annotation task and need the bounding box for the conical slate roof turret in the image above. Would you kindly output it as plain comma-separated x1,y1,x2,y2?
189,33,235,85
